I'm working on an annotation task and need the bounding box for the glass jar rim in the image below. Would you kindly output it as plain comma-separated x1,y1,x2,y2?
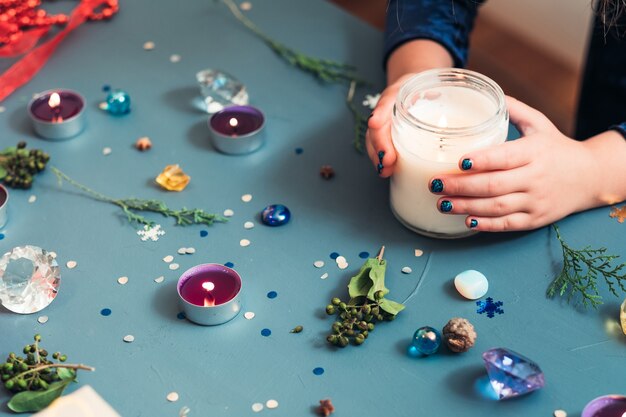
395,68,507,137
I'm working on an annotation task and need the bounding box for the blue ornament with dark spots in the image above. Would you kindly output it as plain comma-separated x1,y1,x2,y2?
261,204,291,226
105,90,131,115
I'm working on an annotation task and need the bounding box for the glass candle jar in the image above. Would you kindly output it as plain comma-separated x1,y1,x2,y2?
390,68,509,238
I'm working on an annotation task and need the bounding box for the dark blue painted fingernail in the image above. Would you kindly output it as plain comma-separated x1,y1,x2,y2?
430,179,444,193
377,163,384,174
377,151,385,163
440,200,453,213
368,112,374,120
470,219,478,228
461,159,473,171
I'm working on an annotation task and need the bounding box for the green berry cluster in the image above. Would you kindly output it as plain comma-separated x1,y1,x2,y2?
2,335,68,393
325,290,395,347
1,141,50,189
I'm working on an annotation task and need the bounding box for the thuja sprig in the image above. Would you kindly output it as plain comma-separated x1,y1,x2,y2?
220,0,364,84
547,224,626,308
51,167,227,228
347,80,368,153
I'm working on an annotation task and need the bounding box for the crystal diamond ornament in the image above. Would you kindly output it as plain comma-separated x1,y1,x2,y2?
482,347,544,400
196,69,249,113
0,246,60,314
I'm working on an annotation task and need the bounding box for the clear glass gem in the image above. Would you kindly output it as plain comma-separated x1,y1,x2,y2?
0,246,60,314
482,347,544,400
196,69,249,114
261,204,291,226
105,90,131,115
409,326,441,356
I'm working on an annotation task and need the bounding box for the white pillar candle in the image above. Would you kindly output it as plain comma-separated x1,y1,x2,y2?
390,69,509,238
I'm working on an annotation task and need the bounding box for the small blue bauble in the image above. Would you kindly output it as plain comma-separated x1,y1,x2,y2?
410,326,442,356
261,204,291,226
105,90,131,115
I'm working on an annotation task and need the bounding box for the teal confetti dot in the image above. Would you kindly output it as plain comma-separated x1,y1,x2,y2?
102,85,111,92
295,147,303,154
0,233,5,240
358,251,369,259
267,291,277,299
177,312,186,320
224,262,234,268
261,328,271,337
200,230,208,237
313,367,324,375
330,252,339,260
100,308,111,316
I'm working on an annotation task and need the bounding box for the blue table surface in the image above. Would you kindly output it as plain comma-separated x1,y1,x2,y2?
1,0,625,416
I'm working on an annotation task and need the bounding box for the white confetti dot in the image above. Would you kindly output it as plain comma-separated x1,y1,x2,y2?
167,392,179,402
313,261,324,268
223,209,234,217
337,263,349,270
66,261,77,269
163,255,174,263
241,194,252,202
143,41,155,50
185,247,196,254
0,106,5,113
169,54,181,63
178,247,187,255
320,273,329,280
123,334,135,343
266,399,279,409
336,256,347,265
244,221,255,229
37,316,48,324
240,239,251,247
154,276,165,283
240,1,252,10
401,267,412,274
251,403,263,412
414,249,424,257
169,263,180,271
554,410,567,417
244,311,255,320
28,195,37,203
102,147,112,156
117,276,129,285
49,252,57,259
98,102,108,110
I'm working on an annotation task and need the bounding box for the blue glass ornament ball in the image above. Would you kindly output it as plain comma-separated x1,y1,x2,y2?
105,90,131,115
261,204,291,226
410,326,442,356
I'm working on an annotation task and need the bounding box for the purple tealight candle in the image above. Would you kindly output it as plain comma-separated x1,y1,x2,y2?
582,395,626,417
209,105,265,154
177,263,243,325
28,89,86,140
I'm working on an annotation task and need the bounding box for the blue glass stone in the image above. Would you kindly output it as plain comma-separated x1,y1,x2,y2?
100,308,112,316
410,326,441,355
482,347,545,400
105,90,131,115
261,204,291,226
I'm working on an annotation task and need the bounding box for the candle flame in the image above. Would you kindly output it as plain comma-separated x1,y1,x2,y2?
48,93,61,109
202,281,215,291
202,281,216,306
437,114,448,128
229,117,238,128
203,297,215,307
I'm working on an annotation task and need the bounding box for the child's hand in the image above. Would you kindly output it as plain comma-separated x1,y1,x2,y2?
430,96,599,231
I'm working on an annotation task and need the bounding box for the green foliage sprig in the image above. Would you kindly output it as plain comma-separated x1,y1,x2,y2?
0,142,50,189
547,224,626,309
346,81,368,153
2,335,94,413
51,167,227,228
325,247,405,347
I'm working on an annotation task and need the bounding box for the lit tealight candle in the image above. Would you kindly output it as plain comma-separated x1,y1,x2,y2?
177,263,242,325
28,89,86,140
209,105,265,154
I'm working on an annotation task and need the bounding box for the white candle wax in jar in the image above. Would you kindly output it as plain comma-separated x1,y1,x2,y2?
390,68,509,238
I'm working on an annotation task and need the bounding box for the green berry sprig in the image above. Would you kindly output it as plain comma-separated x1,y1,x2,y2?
0,141,50,189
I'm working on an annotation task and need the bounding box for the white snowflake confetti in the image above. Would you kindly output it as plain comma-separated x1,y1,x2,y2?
178,247,187,255
240,239,251,247
414,249,424,257
251,403,263,412
143,41,155,50
401,267,412,274
244,221,255,229
137,224,165,242
163,255,174,263
313,261,324,268
362,93,381,109
98,102,108,111
102,147,112,156
37,316,48,324
179,406,190,417
123,334,135,343
185,247,196,254
154,276,165,283
28,195,36,203
240,1,252,11
266,399,279,409
167,392,179,402
117,276,129,285
170,54,181,63
66,261,77,269
244,311,255,320
241,194,252,203
169,263,180,271
223,209,234,217
320,273,329,280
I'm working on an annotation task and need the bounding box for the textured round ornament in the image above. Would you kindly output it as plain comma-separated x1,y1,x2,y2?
105,90,131,115
261,204,291,226
454,269,488,300
410,326,441,356
442,317,477,353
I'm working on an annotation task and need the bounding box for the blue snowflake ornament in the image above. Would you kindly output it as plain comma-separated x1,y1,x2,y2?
476,297,504,318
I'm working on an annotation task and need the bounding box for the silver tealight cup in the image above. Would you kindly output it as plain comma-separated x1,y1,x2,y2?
28,89,86,140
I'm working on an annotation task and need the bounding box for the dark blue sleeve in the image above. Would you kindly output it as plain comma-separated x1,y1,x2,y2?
384,0,484,69
610,123,626,139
